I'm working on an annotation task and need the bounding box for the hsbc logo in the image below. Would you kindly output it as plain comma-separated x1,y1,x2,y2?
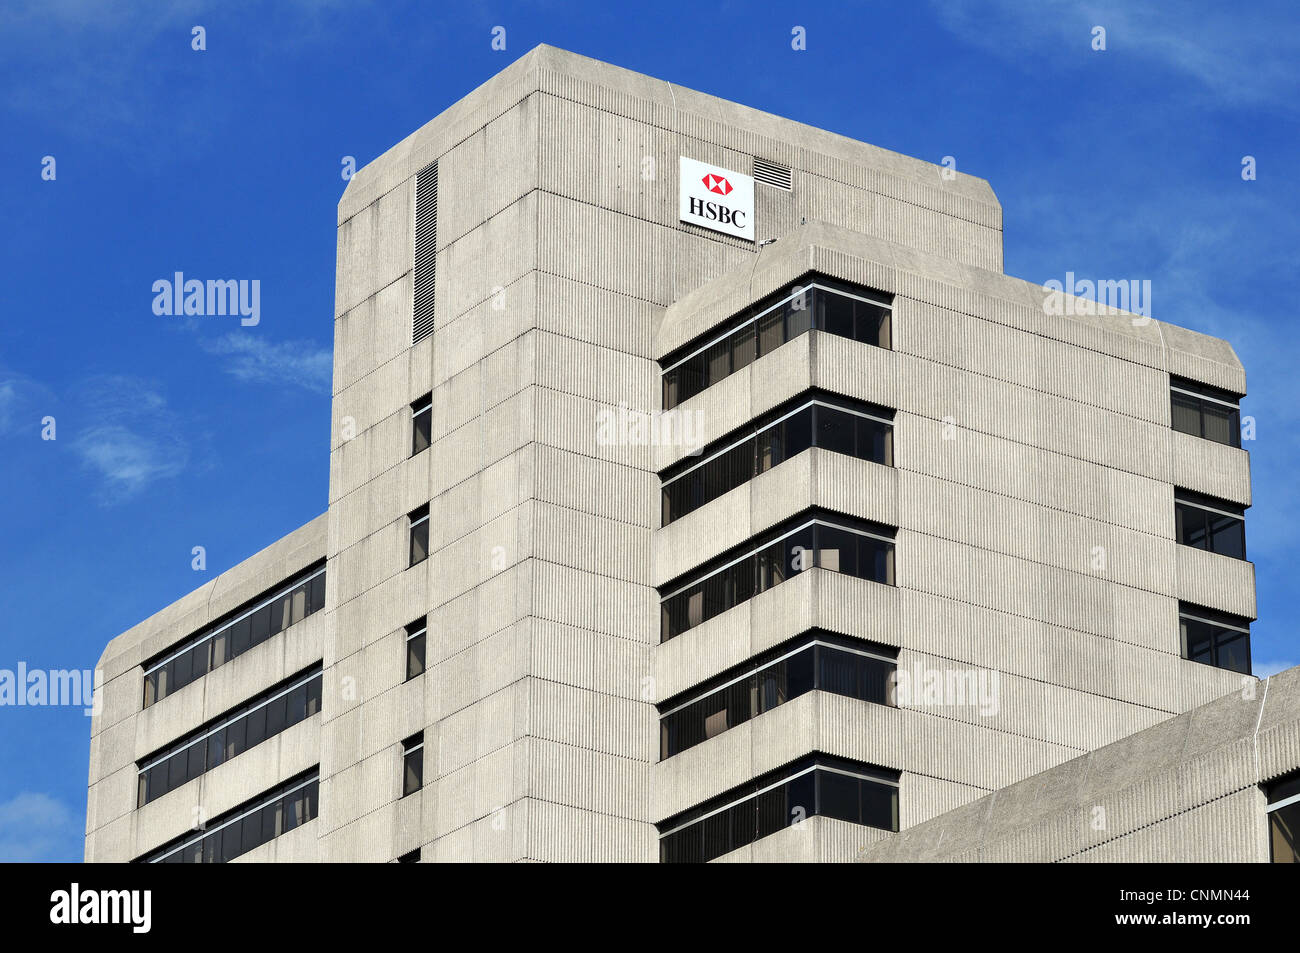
702,173,732,196
679,157,754,241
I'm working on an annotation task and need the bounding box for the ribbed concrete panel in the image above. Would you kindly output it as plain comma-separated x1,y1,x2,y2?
538,94,677,228
1070,788,1262,863
334,271,414,397
901,773,990,828
802,173,1000,271
334,178,414,319
437,95,538,249
434,742,523,838
431,275,535,390
1170,430,1252,506
859,666,1300,863
530,559,653,638
1175,545,1257,620
430,798,528,863
525,799,656,862
430,624,528,722
531,501,652,586
438,192,539,323
435,681,526,778
537,193,673,304
529,620,650,700
529,680,656,762
534,444,657,528
536,272,657,358
525,737,650,820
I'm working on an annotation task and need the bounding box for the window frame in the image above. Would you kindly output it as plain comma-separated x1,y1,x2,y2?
410,393,433,456
1169,376,1243,449
405,618,427,681
408,505,430,568
1174,488,1247,560
401,733,425,797
1178,603,1252,675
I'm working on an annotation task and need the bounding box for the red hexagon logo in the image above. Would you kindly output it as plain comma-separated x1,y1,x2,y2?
701,173,732,196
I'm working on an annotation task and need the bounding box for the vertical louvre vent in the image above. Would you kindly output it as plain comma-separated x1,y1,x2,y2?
412,161,438,346
752,157,792,191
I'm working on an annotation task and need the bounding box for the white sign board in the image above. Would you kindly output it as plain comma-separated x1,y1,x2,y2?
678,157,755,241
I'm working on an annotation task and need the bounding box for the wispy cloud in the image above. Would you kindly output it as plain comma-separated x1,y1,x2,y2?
929,0,1300,111
70,376,190,502
199,332,332,394
0,791,80,862
0,373,54,438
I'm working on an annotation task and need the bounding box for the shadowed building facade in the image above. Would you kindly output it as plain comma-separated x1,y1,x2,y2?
85,45,1267,864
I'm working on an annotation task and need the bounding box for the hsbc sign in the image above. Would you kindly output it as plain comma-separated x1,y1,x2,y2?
679,157,755,241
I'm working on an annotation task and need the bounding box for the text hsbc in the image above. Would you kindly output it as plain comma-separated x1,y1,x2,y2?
687,197,746,229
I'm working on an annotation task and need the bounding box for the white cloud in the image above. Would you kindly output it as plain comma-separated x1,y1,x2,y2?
929,0,1300,111
0,792,80,862
200,332,332,394
70,376,190,502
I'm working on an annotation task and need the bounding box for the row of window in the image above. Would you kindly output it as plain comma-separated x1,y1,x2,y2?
1180,603,1251,675
138,668,322,808
139,770,320,863
659,633,897,760
661,393,894,526
661,276,893,410
660,511,896,642
143,565,326,708
137,667,323,808
1170,376,1242,449
1174,488,1246,559
658,754,899,863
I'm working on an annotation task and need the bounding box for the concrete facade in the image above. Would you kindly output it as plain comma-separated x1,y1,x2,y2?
857,664,1300,862
87,45,1261,863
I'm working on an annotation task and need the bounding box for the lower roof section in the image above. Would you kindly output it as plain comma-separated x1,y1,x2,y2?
856,663,1300,862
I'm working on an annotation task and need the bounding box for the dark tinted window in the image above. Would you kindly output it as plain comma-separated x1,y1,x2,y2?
138,773,320,863
409,506,430,567
411,394,432,456
137,668,324,807
1170,377,1242,448
1174,489,1246,560
142,567,327,707
658,757,899,863
661,277,893,410
659,636,897,759
1179,604,1251,675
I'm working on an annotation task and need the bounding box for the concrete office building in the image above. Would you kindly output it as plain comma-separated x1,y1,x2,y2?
85,45,1272,863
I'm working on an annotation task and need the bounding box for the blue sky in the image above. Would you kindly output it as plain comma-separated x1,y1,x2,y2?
1,1,1296,861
